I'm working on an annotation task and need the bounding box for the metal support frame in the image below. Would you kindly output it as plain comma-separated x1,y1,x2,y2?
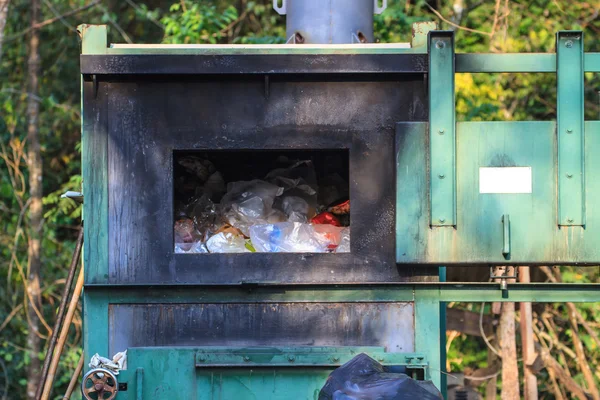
557,31,585,226
428,31,456,227
79,24,600,399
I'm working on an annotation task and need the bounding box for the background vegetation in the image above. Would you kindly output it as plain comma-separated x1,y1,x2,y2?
0,0,598,399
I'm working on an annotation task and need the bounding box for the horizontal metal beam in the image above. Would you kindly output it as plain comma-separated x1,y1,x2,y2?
80,53,600,75
192,347,427,368
85,283,600,303
80,53,428,75
456,53,600,73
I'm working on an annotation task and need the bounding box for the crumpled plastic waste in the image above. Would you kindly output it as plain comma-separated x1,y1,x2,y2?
250,222,342,253
220,180,284,236
318,353,442,400
174,155,352,254
206,231,251,253
267,160,319,219
313,224,346,252
89,351,127,375
174,217,201,252
335,228,350,253
281,196,310,223
175,241,209,254
318,173,349,207
177,156,217,182
312,211,341,227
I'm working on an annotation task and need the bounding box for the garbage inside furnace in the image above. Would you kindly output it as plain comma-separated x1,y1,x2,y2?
173,150,350,254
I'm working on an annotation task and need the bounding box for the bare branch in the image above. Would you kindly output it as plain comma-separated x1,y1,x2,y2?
425,2,492,36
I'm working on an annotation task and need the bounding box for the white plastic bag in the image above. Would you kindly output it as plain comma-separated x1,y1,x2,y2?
250,222,335,253
206,232,250,253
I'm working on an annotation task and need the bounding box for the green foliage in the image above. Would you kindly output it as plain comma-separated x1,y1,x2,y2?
162,2,239,44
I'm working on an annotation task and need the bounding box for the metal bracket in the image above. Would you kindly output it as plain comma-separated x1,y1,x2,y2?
194,347,427,371
374,0,388,14
490,266,519,298
557,31,585,226
272,0,286,15
502,214,510,259
428,31,456,227
61,191,84,203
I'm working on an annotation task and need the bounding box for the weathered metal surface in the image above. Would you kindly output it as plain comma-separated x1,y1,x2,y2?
397,121,600,264
111,347,425,400
108,302,415,356
428,31,456,227
193,347,425,368
279,0,382,44
80,53,428,75
557,31,585,226
104,78,426,284
82,80,108,284
77,24,107,55
411,21,437,49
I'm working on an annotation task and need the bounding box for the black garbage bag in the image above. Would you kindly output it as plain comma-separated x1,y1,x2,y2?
319,353,443,400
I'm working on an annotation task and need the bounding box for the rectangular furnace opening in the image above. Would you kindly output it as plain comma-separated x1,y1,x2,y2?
174,150,350,254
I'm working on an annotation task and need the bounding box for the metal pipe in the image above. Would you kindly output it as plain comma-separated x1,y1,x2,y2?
40,266,85,400
35,227,83,400
273,0,387,44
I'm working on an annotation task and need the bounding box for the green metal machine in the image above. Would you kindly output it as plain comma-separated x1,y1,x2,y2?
78,4,600,399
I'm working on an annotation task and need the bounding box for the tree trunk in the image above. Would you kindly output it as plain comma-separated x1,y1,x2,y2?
0,0,10,61
25,0,42,399
519,266,538,400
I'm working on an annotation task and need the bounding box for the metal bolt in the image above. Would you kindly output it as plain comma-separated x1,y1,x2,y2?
435,40,445,49
567,218,574,223
439,218,446,223
567,128,573,134
331,356,340,362
566,173,573,178
243,356,251,362
378,358,385,362
198,355,206,362
438,173,445,179
438,129,445,135
565,40,573,48
287,355,295,362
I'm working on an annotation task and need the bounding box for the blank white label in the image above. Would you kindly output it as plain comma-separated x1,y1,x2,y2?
479,167,532,194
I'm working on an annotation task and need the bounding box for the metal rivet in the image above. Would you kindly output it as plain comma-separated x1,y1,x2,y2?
565,40,573,48
378,358,385,362
567,128,573,134
198,356,205,362
567,218,574,223
438,173,445,179
331,356,340,362
243,356,250,362
435,40,445,49
439,218,446,223
438,129,445,135
566,173,573,178
288,355,295,362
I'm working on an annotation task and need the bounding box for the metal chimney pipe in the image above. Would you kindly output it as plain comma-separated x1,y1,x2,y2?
273,0,387,44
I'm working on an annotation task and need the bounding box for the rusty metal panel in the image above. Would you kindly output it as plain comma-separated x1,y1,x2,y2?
108,302,414,356
106,77,428,284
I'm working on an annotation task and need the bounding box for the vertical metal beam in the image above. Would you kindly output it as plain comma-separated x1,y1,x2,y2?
557,31,585,226
428,31,456,226
136,368,144,400
414,289,442,390
77,24,107,55
438,267,447,398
